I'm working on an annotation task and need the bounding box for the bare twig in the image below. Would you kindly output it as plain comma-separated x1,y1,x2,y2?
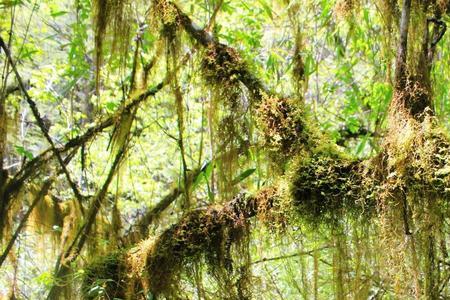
251,245,332,265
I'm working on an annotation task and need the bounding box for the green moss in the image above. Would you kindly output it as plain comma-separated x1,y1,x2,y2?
144,197,252,297
289,153,377,225
201,44,245,87
82,251,127,300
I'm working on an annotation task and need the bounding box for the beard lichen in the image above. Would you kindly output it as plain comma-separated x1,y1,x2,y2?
93,0,132,87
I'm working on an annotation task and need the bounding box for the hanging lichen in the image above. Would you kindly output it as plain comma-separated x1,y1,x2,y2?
92,0,132,89
141,194,252,297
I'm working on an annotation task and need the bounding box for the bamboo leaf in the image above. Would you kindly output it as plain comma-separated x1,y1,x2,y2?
232,168,256,185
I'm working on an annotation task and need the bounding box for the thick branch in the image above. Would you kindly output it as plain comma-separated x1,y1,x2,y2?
144,190,273,295
394,0,412,91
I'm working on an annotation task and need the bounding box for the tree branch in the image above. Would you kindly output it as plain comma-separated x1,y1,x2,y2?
251,245,332,265
394,0,412,91
169,1,267,100
47,147,126,299
1,80,165,237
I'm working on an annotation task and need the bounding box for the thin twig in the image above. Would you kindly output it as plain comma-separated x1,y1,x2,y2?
251,245,332,265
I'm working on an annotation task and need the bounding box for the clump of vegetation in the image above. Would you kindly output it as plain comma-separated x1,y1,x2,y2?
82,251,128,300
389,80,432,120
152,0,180,27
334,0,359,19
255,95,307,158
201,44,245,89
288,153,376,225
255,186,287,229
141,195,252,297
385,112,450,194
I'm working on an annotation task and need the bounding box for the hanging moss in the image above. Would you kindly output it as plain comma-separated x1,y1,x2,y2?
93,0,132,87
384,113,450,193
199,42,253,202
142,195,253,297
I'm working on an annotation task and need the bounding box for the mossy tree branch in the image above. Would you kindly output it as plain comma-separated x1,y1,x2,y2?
166,1,267,100
83,1,450,299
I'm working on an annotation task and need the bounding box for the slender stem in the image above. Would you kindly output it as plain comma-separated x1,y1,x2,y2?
251,245,331,265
